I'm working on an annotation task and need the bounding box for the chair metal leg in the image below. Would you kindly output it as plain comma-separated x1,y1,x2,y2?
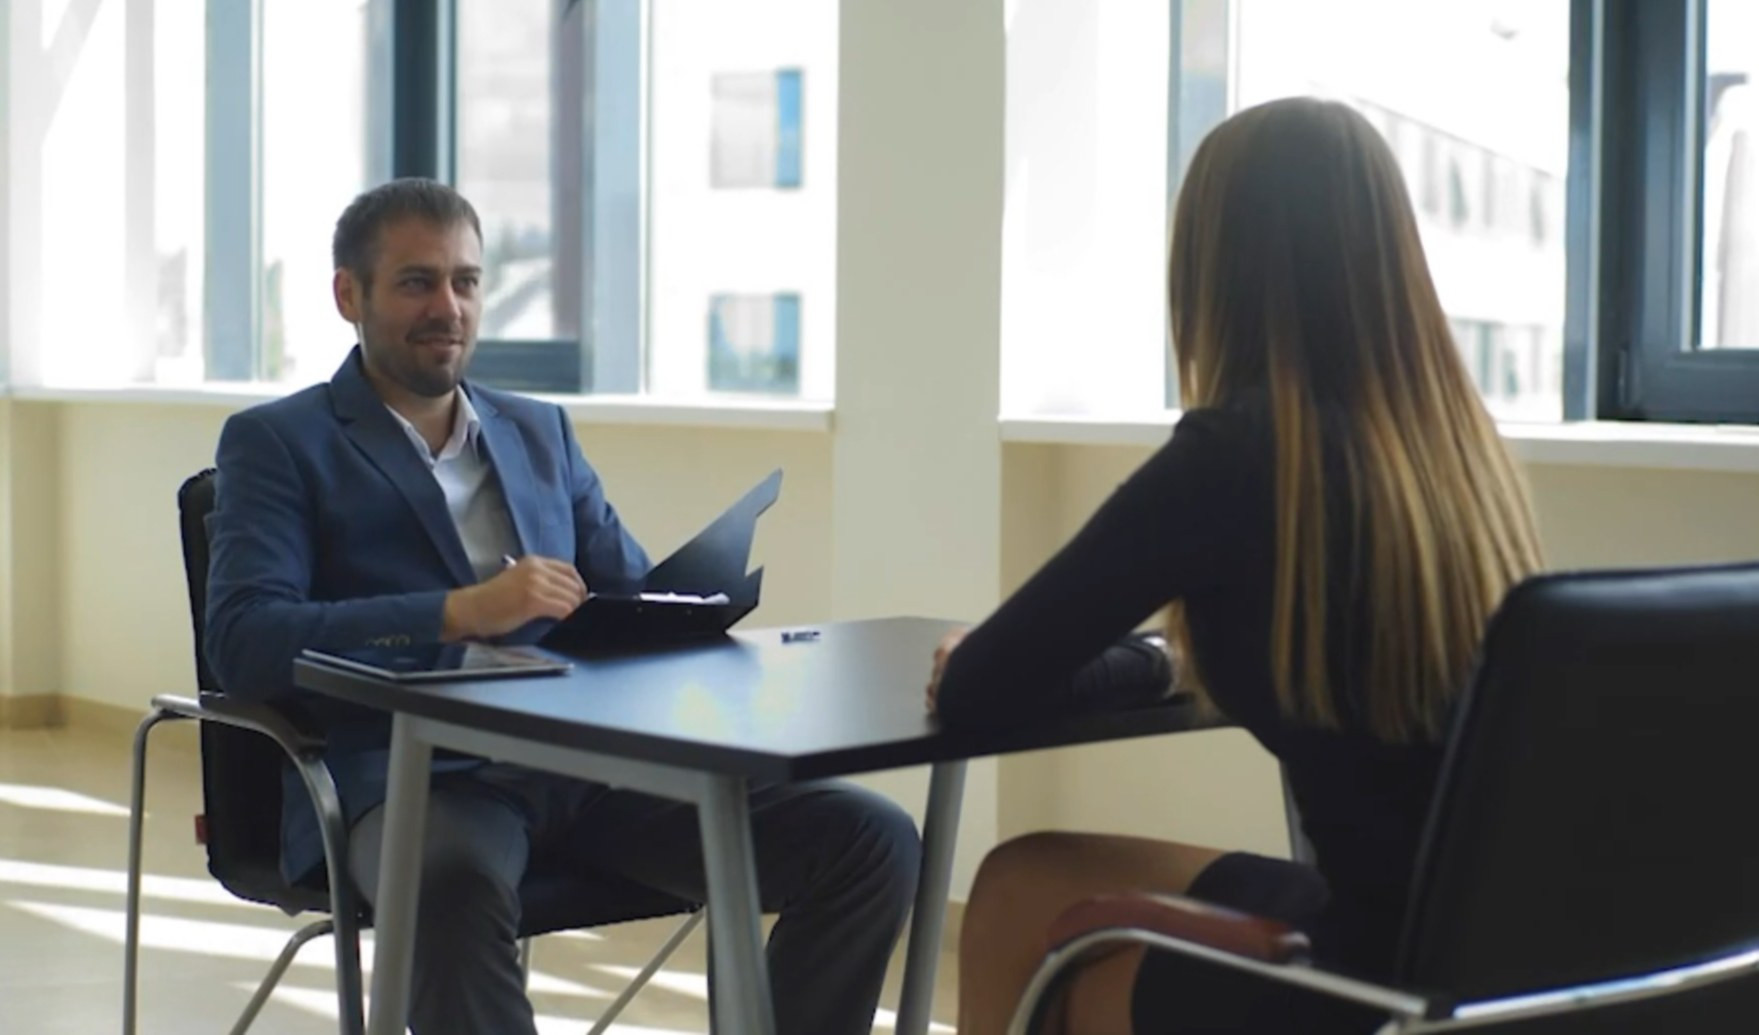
123,708,186,1035
328,900,365,1035
586,908,707,1035
290,753,366,1035
228,919,337,1035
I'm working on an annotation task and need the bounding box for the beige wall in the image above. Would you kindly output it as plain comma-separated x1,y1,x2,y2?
0,400,61,705
1524,461,1759,570
42,403,833,714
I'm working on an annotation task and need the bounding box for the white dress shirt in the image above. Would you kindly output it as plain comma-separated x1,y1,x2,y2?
385,391,521,584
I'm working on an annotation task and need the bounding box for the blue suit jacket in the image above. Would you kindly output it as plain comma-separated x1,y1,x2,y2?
204,348,650,882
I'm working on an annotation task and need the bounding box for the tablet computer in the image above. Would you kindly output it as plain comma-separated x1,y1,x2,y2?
300,644,571,683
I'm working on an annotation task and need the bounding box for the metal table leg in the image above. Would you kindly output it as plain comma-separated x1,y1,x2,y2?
897,760,968,1035
366,715,434,1035
697,773,777,1034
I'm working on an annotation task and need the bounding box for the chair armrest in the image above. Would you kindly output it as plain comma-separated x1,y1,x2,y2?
150,693,327,756
148,692,359,927
1011,894,1432,1034
1047,893,1311,964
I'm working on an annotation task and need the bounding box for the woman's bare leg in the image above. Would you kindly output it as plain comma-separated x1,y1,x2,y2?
957,831,1226,1035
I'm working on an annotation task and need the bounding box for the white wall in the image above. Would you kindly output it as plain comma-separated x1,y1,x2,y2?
829,0,1005,899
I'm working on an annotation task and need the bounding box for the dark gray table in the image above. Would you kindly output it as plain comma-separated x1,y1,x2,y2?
294,616,1205,1034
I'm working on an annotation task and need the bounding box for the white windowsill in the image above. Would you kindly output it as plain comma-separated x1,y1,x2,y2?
3,383,834,433
7,382,290,409
1001,413,1759,475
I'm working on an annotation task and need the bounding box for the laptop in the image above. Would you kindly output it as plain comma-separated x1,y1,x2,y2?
541,469,783,652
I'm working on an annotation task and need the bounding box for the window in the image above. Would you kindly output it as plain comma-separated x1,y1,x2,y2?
1584,0,1759,422
1224,0,1572,422
1001,0,1174,416
30,0,137,386
10,0,833,398
454,0,597,394
154,0,207,385
261,0,370,386
707,293,801,393
647,0,837,399
1001,0,1570,421
447,0,837,398
1700,0,1759,352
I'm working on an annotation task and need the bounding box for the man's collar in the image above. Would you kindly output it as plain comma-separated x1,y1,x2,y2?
384,387,481,462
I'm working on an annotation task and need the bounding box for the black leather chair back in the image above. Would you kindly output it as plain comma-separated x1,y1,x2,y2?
178,469,311,909
177,469,696,928
1399,564,1759,1017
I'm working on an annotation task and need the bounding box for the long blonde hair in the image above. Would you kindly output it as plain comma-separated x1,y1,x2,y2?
1166,98,1543,742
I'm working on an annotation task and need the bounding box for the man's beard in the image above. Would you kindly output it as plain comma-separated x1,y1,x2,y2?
396,348,466,397
364,316,471,397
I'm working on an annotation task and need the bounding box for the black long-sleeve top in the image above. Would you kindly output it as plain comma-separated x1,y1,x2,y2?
936,405,1444,979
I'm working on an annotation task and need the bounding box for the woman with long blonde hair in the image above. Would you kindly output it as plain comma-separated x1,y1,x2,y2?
930,97,1544,1033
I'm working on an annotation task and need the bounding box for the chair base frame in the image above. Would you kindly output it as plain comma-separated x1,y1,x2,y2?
1009,926,1759,1034
124,694,706,1035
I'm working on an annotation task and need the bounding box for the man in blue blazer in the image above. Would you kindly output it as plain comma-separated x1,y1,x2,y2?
204,179,920,1035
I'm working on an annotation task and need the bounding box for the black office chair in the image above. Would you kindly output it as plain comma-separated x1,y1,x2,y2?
1011,563,1759,1033
124,469,706,1035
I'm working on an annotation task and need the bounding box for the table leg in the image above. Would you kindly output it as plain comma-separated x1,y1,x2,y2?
898,760,968,1035
697,773,777,1035
366,715,433,1035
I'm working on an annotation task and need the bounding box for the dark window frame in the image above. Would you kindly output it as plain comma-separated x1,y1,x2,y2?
1569,0,1759,423
392,0,643,395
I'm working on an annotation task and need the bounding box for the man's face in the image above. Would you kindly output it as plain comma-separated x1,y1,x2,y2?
335,217,484,398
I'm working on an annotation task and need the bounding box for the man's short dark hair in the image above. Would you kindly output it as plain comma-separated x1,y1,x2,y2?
331,178,483,291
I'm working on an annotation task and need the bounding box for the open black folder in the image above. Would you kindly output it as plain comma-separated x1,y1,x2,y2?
539,469,782,653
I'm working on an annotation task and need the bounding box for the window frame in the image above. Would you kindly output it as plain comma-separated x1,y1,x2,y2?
204,0,263,383
195,0,644,394
1573,0,1759,423
418,0,646,395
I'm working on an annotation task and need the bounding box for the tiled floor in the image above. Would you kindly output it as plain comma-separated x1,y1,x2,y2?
0,721,959,1033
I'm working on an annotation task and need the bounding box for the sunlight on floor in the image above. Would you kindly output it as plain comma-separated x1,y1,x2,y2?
0,858,239,906
264,983,707,1034
7,899,622,999
592,963,707,1000
10,900,346,964
0,782,132,817
0,722,961,1033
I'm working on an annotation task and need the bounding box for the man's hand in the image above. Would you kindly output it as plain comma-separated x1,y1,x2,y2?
442,556,588,641
925,628,970,715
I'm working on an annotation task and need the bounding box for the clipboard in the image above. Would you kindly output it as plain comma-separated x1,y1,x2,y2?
540,469,782,652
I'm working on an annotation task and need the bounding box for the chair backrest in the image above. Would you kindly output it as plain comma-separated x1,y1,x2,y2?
176,470,221,693
178,469,302,905
1398,564,1759,1012
176,469,698,928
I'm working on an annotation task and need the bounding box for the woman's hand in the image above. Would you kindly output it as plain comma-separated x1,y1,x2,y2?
925,628,970,715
